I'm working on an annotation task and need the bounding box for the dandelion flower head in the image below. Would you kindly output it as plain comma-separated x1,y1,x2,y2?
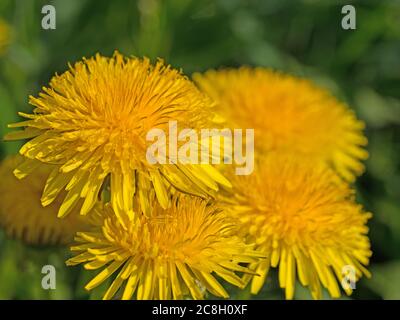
66,196,263,300
5,52,230,221
0,155,90,245
194,67,368,182
218,153,372,299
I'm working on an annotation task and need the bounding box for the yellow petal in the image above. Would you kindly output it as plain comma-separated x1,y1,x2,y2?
85,260,125,291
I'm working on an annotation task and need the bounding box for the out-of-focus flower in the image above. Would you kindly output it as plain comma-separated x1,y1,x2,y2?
66,196,264,300
0,19,10,55
0,155,90,245
194,68,368,182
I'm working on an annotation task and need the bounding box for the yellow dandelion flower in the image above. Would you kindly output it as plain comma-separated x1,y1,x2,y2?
5,52,230,221
0,155,90,245
66,196,263,300
0,19,11,55
219,154,372,300
194,67,368,182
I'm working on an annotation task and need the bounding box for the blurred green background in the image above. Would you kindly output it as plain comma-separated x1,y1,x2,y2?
0,0,399,300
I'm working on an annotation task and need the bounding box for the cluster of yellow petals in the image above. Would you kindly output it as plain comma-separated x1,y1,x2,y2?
5,52,229,223
194,67,368,182
1,52,373,300
66,196,263,300
0,155,90,245
218,154,372,299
